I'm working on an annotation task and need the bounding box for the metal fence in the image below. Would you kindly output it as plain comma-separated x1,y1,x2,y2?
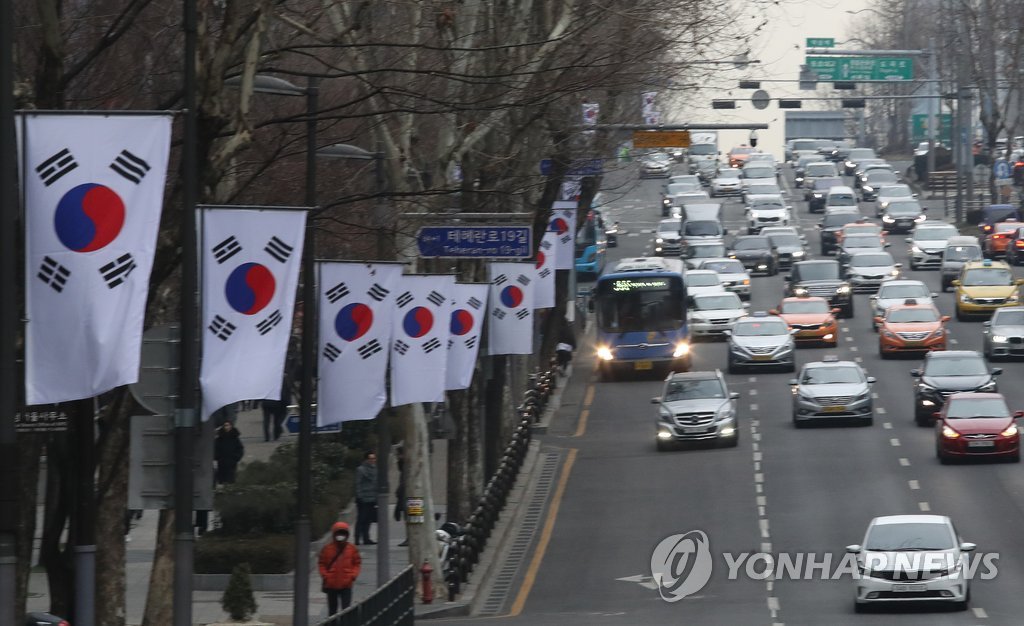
316,565,415,626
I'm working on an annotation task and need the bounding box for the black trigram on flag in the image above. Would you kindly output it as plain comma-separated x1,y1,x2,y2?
559,234,571,244
516,274,531,286
256,309,282,335
110,149,151,184
423,337,442,353
99,253,136,288
426,290,446,306
464,336,477,349
492,274,508,286
357,339,383,360
212,236,242,264
36,148,78,186
492,308,507,320
515,309,530,320
38,256,71,293
539,268,552,279
393,339,410,355
264,236,294,263
467,296,483,310
325,282,349,304
323,342,342,362
367,283,390,302
540,239,553,252
396,291,414,308
209,315,236,341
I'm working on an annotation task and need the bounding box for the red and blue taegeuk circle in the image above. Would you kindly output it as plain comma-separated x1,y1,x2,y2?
335,303,373,341
535,251,546,269
403,306,434,338
450,309,474,336
500,286,523,308
549,217,569,235
53,183,125,252
224,262,276,315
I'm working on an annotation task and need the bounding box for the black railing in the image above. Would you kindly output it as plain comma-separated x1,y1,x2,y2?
316,565,415,626
442,361,559,600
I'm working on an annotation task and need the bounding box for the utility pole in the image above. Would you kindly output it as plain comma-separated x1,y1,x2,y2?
926,39,938,183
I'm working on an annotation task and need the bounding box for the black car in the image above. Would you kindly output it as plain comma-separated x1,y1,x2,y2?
25,613,68,626
727,235,779,275
880,200,925,234
805,177,845,212
818,211,865,256
784,259,854,317
911,351,1001,425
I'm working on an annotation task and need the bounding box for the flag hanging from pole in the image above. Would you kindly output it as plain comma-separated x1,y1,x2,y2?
390,275,454,406
317,262,403,425
487,262,534,355
549,201,576,270
445,283,489,391
21,113,172,405
199,208,306,420
534,232,556,309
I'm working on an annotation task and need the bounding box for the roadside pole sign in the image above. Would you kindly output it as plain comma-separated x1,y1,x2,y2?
632,130,691,148
995,159,1011,180
15,409,69,433
406,497,425,524
806,38,835,48
806,56,913,81
285,412,341,434
416,225,532,259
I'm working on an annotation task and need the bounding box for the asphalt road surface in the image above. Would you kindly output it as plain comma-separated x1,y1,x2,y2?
446,156,1024,626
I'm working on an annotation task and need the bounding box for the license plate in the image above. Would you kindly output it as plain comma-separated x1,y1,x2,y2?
683,426,708,434
968,440,996,448
892,583,926,592
824,405,846,413
634,360,653,371
903,341,923,347
753,355,773,361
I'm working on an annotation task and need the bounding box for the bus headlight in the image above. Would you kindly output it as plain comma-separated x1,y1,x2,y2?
673,343,690,357
596,346,614,361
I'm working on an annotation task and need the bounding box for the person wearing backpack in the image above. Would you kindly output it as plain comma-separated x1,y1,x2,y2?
318,521,362,614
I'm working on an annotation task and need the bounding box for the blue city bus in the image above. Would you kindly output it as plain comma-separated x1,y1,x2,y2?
592,257,690,380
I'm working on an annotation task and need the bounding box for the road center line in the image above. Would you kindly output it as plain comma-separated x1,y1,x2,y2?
583,385,595,408
890,438,901,447
908,480,920,490
883,422,892,429
973,607,988,618
573,409,589,438
750,403,759,411
919,501,931,512
877,407,887,415
899,457,910,466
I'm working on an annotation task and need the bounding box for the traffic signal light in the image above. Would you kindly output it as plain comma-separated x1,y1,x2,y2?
712,100,737,109
779,100,802,108
842,98,866,108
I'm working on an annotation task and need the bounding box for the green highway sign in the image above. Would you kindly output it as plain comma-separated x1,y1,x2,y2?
806,56,914,81
911,113,952,144
806,38,835,48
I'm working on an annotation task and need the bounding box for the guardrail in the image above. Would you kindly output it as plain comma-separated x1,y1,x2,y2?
442,360,559,600
316,565,415,626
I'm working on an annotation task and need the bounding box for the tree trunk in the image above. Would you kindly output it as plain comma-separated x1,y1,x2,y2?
40,433,73,618
400,404,445,594
15,435,44,624
141,509,175,626
445,389,470,523
95,397,132,626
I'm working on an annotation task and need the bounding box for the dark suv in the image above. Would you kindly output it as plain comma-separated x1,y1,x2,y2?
805,177,844,212
818,211,865,256
784,260,854,317
911,350,1001,425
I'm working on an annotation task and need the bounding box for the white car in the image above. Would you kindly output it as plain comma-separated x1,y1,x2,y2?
741,182,783,204
688,292,748,339
710,169,742,197
745,196,791,234
845,251,901,293
907,221,959,270
848,515,973,611
696,258,752,300
741,164,777,188
870,280,937,328
875,184,916,216
653,218,682,256
684,270,727,298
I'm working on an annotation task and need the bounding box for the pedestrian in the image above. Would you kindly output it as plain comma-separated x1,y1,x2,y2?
555,325,576,376
393,445,408,546
318,521,361,615
261,382,289,442
354,451,378,545
214,420,245,485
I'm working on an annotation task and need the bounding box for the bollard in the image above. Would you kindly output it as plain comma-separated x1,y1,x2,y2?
421,559,435,604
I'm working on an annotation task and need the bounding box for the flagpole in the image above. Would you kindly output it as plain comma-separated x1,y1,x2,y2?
73,398,96,626
174,0,199,623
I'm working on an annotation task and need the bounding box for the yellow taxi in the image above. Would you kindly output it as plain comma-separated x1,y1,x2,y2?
953,259,1024,320
875,300,949,358
769,296,840,346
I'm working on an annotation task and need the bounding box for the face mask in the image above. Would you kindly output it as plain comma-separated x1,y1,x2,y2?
335,534,347,542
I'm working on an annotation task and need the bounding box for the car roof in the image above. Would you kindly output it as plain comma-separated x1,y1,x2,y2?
879,279,927,287
947,392,1004,400
666,370,722,382
871,515,949,526
685,269,718,276
781,296,828,304
699,258,745,266
925,349,982,360
886,301,938,312
848,250,891,258
963,259,1010,270
827,186,855,194
795,259,839,267
803,360,859,368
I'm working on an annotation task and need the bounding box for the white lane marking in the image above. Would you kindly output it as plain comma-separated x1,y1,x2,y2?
761,542,772,553
750,403,759,411
749,376,757,383
845,336,854,342
749,389,758,396
767,596,780,617
756,483,763,494
973,607,988,618
754,452,763,462
759,505,766,516
750,419,760,427
919,501,931,512
899,457,911,466
883,422,892,429
754,462,761,471
752,442,760,452
626,232,640,237
757,495,766,506
890,438,901,447
872,392,879,399
752,432,762,441
950,338,959,344
754,473,764,483
760,519,770,538
909,480,920,490
850,346,859,352
877,407,887,415
854,356,863,363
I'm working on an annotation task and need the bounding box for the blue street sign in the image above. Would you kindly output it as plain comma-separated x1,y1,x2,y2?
539,158,604,176
417,226,532,258
995,159,1011,180
285,413,341,434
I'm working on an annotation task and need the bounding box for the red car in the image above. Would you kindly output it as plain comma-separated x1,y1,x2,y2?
935,392,1023,463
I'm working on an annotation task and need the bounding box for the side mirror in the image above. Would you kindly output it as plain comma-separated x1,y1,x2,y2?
790,328,801,335
1016,279,1024,286
894,263,903,268
933,411,942,420
831,308,841,314
921,207,928,211
883,243,891,248
1014,410,1024,418
788,379,799,386
873,316,883,325
912,193,918,198
650,397,662,404
952,280,961,287
960,542,977,552
983,320,992,327
783,274,791,282
930,293,938,299
742,302,750,308
910,369,922,377
991,368,1003,376
729,392,741,400
768,309,779,315
846,545,862,554
941,315,951,322
905,238,913,243
866,376,877,384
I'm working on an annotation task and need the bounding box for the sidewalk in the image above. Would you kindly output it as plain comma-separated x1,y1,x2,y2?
26,406,449,626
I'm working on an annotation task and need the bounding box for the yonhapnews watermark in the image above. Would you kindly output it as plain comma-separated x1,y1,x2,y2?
649,530,999,602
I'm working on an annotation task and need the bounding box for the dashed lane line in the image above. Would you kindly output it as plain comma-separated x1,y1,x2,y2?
899,458,911,466
909,480,920,490
890,438,901,447
919,501,931,512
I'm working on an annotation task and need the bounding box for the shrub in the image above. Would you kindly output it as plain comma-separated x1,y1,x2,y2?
221,563,258,621
216,483,296,535
196,534,294,574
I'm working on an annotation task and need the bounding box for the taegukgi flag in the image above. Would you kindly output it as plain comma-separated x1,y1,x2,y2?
487,262,534,355
445,283,489,391
549,201,576,270
534,232,556,309
21,113,172,405
390,274,454,406
199,207,306,420
318,262,403,425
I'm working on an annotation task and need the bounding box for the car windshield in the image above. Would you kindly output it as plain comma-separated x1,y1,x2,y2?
993,310,1024,325
702,260,745,273
686,273,720,287
946,397,1010,418
798,156,825,168
915,226,957,241
795,263,840,280
793,140,820,151
995,223,1020,234
668,183,700,194
888,308,940,323
689,144,716,155
887,202,922,215
733,320,789,336
731,147,753,156
812,178,843,190
657,220,680,235
747,184,780,195
649,153,671,162
866,171,898,184
944,245,981,261
845,235,881,248
751,199,785,209
850,253,893,267
733,238,770,251
744,167,774,178
848,149,876,160
801,365,862,384
984,207,1018,222
806,164,836,176
880,186,912,198
828,195,857,207
684,221,722,236
864,523,955,551
717,170,741,180
694,294,741,311
962,268,1013,286
925,356,988,376
688,245,726,258
663,378,726,401
781,300,829,314
768,234,801,247
879,284,929,299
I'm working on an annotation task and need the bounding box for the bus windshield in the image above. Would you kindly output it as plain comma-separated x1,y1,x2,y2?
595,276,685,333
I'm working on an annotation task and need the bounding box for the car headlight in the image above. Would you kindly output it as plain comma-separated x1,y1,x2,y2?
742,279,751,285
942,425,961,439
930,328,945,338
890,268,901,277
792,250,806,257
993,334,1009,343
662,198,671,205
660,408,673,421
883,215,895,223
813,193,824,199
656,238,664,243
863,185,874,193
915,215,927,223
1008,294,1020,304
793,287,809,296
673,343,690,358
715,407,735,423
854,389,871,402
596,346,614,361
881,329,896,338
960,293,973,303
978,380,998,392
837,284,851,294
911,245,922,253
1002,424,1019,437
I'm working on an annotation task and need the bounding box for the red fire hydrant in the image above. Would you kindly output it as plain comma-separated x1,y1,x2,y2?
421,559,435,604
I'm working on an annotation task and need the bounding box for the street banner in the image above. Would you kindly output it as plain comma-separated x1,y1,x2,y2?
642,91,658,115
390,274,455,406
534,232,556,309
22,113,171,404
549,202,577,270
199,207,306,419
318,262,403,425
445,283,489,391
487,263,535,355
582,102,599,126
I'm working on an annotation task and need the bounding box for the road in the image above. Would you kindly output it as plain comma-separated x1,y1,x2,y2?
447,156,1024,625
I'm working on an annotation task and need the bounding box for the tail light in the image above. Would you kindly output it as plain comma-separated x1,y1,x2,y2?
1015,240,1024,248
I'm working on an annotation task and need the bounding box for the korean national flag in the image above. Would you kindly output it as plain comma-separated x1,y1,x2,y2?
549,201,576,270
199,208,306,420
445,283,489,391
534,232,557,309
318,262,403,425
487,263,534,355
390,275,454,407
21,113,172,405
